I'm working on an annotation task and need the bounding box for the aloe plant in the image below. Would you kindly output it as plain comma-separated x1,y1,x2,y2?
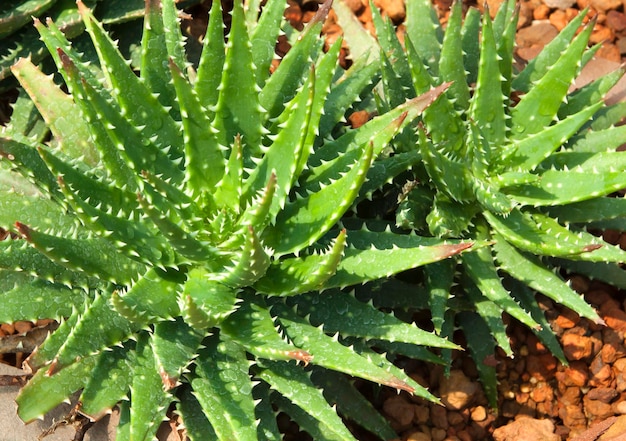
0,0,201,91
0,0,479,439
338,0,626,405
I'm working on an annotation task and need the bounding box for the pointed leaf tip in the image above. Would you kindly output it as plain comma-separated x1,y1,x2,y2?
312,0,334,26
14,222,31,241
441,241,474,258
286,350,313,365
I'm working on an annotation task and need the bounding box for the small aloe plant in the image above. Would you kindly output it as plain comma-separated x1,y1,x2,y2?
0,0,201,91
0,0,477,439
340,0,626,404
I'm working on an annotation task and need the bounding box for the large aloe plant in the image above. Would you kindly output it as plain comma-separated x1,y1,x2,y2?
0,0,479,439
338,0,626,404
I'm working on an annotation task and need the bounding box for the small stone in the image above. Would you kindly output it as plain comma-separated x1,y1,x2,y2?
534,4,551,19
430,404,449,429
343,0,366,14
515,22,559,48
583,396,614,420
603,305,626,334
560,387,582,406
439,370,478,411
590,26,615,45
13,321,33,334
414,405,430,424
550,9,569,31
554,309,580,329
589,0,622,13
587,387,619,403
589,355,614,387
348,110,370,129
526,353,558,381
447,411,465,426
430,427,447,441
383,395,415,428
557,361,589,387
406,431,432,441
543,0,577,8
492,417,559,441
606,10,626,31
614,401,626,415
560,404,587,429
373,0,405,23
470,406,487,422
562,332,593,361
530,383,554,403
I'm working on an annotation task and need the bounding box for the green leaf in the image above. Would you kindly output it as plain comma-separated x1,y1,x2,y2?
331,0,377,64
266,142,374,255
462,275,513,356
457,312,498,408
326,224,474,288
405,0,442,71
182,268,238,329
221,296,312,364
212,0,262,158
140,0,179,117
310,368,397,440
510,22,593,139
503,103,601,172
17,353,97,422
0,271,86,322
250,0,285,87
14,222,142,284
176,385,217,441
425,259,455,334
244,67,316,217
80,341,135,419
461,242,540,332
49,292,135,374
542,197,626,224
508,279,567,363
79,2,184,163
484,209,624,261
292,290,458,350
0,0,57,39
0,137,58,195
258,360,358,441
169,59,224,196
194,0,225,115
439,1,470,109
493,234,602,323
152,318,204,389
129,332,172,441
254,229,346,296
192,335,259,441
460,7,481,85
318,57,379,138
113,268,181,324
11,58,99,166
469,10,506,146
513,9,587,92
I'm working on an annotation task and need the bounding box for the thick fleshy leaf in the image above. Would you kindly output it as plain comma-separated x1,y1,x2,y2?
17,353,97,422
291,290,458,350
79,342,135,419
129,332,172,441
192,336,259,441
493,234,601,323
257,360,358,441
